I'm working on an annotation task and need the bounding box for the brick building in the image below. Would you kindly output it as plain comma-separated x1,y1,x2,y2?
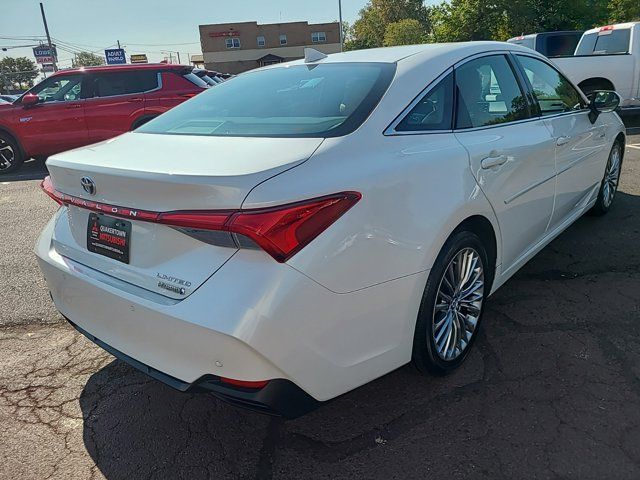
199,21,342,74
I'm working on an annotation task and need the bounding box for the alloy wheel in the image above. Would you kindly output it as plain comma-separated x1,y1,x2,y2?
0,138,15,171
432,247,485,361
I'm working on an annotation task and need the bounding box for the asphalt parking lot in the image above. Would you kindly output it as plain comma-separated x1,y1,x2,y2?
1,138,640,480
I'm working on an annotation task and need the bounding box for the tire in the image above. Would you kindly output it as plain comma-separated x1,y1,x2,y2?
0,132,24,175
131,116,156,130
412,230,489,375
589,140,623,216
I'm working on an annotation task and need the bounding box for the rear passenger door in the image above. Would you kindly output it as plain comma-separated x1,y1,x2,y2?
83,70,159,143
453,54,557,273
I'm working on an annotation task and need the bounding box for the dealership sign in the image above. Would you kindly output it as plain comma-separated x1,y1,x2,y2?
130,54,148,64
105,48,126,65
209,31,240,37
33,45,57,64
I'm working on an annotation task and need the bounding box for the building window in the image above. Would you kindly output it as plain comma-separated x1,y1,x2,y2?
279,34,287,45
257,35,266,47
225,37,241,49
312,32,327,43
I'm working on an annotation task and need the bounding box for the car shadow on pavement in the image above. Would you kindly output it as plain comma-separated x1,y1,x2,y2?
78,191,640,479
0,158,48,182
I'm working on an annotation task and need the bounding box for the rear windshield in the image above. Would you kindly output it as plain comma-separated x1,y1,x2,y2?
575,29,631,55
138,62,396,138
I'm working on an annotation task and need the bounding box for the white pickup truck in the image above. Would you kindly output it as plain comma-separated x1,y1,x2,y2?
552,22,640,116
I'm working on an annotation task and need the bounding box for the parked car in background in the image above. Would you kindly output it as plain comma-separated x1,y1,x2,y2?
37,42,625,417
0,94,19,103
193,69,225,86
0,63,208,174
507,31,584,57
552,22,640,114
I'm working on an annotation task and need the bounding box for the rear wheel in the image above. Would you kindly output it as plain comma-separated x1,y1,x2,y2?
0,132,23,175
590,141,622,216
412,231,489,375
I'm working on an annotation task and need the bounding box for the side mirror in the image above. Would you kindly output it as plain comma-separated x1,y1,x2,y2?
588,90,620,123
21,93,39,107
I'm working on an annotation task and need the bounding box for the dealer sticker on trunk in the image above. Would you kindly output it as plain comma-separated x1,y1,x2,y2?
87,213,131,264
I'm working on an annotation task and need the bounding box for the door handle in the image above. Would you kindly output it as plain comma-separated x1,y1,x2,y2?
556,136,572,146
481,154,508,169
128,97,144,103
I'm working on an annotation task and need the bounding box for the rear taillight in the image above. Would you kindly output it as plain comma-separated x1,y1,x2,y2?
158,192,361,262
41,176,361,262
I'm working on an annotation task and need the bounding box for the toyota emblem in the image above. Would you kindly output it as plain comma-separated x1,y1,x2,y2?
81,176,96,195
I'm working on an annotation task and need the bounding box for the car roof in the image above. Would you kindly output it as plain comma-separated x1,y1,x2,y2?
52,63,189,76
280,41,535,67
583,22,640,35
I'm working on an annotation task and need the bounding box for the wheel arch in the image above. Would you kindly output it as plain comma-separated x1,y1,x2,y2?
130,114,157,131
450,215,498,291
0,125,26,159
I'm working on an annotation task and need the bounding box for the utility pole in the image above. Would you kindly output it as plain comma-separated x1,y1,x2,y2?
176,51,181,64
117,40,121,49
39,2,57,72
338,0,344,52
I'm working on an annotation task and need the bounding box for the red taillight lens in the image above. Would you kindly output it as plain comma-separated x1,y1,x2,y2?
227,192,361,262
41,176,64,206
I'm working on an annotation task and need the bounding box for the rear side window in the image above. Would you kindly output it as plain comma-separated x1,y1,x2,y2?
455,55,530,129
92,71,158,97
517,55,584,116
575,29,631,55
395,72,453,131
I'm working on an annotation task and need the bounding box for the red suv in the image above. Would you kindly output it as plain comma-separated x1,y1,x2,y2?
0,64,208,174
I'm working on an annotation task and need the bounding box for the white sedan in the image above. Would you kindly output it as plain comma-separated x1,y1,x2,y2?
36,42,625,417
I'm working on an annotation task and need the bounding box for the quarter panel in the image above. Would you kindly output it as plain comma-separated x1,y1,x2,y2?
244,132,497,293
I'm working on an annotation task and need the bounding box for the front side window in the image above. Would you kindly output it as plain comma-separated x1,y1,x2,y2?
91,71,158,97
575,29,631,55
30,75,83,103
396,72,453,131
517,55,584,116
455,55,530,129
138,62,396,138
312,32,327,43
279,34,287,45
257,35,266,47
225,38,241,49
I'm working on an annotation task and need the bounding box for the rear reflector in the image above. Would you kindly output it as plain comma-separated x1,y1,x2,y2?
219,377,269,389
41,176,361,262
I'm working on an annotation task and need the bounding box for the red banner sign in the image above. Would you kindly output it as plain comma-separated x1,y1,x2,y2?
209,31,240,38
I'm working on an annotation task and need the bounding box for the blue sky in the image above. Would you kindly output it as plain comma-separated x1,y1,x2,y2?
0,0,382,67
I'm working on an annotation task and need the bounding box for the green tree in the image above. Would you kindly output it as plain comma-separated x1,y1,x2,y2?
72,51,105,68
430,0,499,42
384,18,428,46
0,57,39,93
351,0,431,49
609,0,640,22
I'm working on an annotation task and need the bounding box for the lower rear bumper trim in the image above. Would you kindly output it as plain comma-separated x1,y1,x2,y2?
66,318,322,418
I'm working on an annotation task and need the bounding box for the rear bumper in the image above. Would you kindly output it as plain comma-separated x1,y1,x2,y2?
67,318,320,418
36,210,425,406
